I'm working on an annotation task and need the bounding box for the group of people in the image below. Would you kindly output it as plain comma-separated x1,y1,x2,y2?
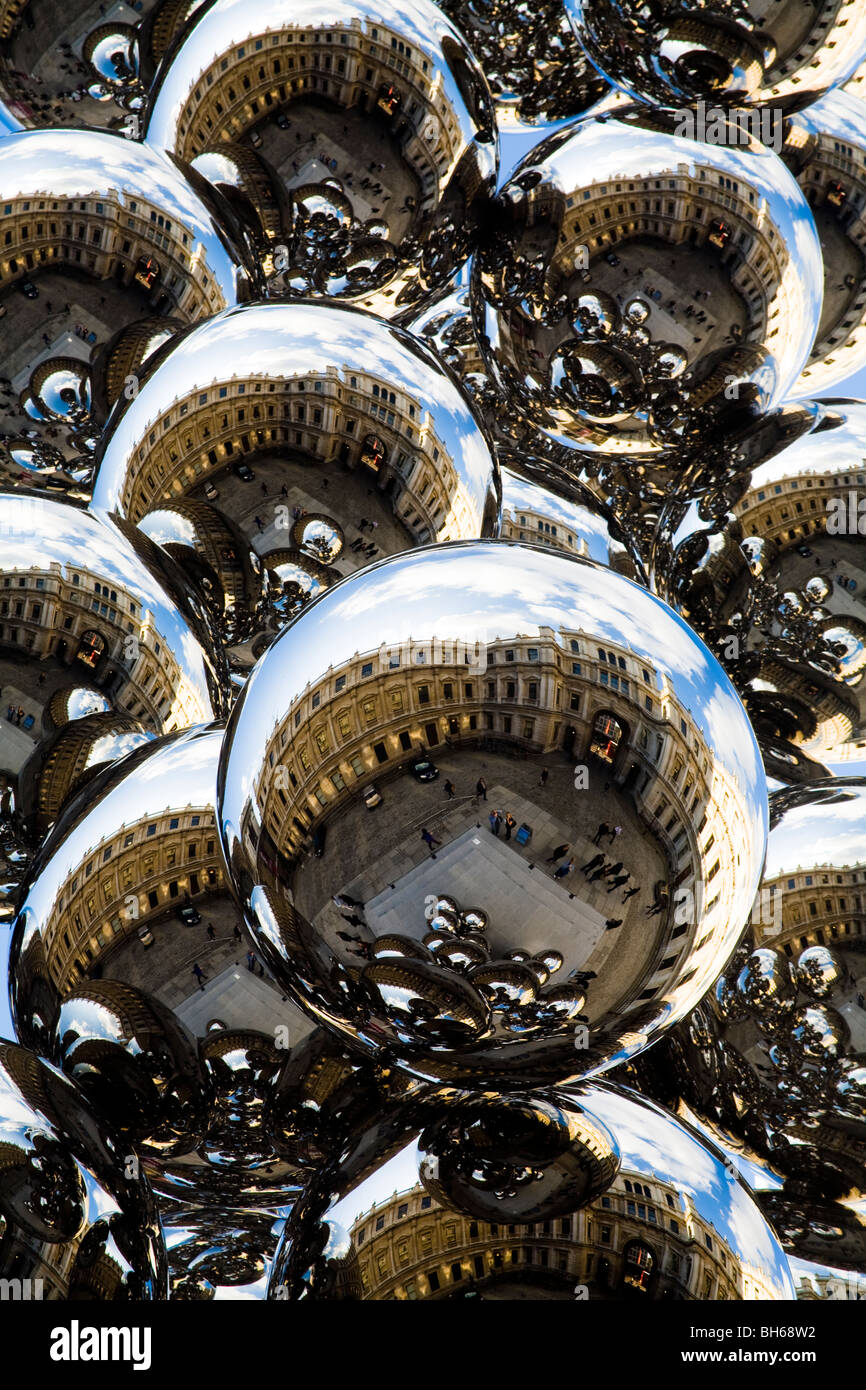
5,704,26,725
543,821,643,931
488,809,518,840
332,892,372,958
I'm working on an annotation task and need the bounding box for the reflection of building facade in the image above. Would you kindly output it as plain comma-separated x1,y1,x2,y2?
40,803,223,993
755,861,866,954
0,560,208,730
248,626,747,979
115,364,477,543
734,468,866,551
350,1170,775,1300
499,504,590,556
0,190,221,318
791,121,866,389
555,161,796,352
168,18,466,212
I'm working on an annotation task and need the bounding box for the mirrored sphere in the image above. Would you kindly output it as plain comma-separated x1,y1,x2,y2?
0,492,228,845
91,300,500,641
163,1203,290,1300
143,0,498,316
564,0,866,111
217,539,768,1089
267,1081,794,1299
653,399,866,782
781,90,866,397
472,108,821,457
638,777,866,1233
439,0,608,126
0,128,263,491
498,457,649,586
0,1040,166,1298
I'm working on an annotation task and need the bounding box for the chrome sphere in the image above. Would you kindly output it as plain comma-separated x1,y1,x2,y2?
0,1040,166,1299
417,1091,620,1221
439,0,608,126
0,492,227,839
0,128,263,492
472,107,821,457
267,1081,794,1299
782,90,866,397
143,0,498,316
91,300,500,639
565,0,866,111
653,399,866,782
137,501,265,648
217,538,768,1089
640,777,866,1223
164,1202,289,1300
499,457,649,585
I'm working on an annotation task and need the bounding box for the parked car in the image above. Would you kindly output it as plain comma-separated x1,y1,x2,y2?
275,111,290,129
178,904,201,926
362,783,383,809
410,757,439,782
796,544,812,557
604,251,620,267
138,923,154,947
249,129,263,148
204,479,219,500
17,279,38,298
233,461,255,482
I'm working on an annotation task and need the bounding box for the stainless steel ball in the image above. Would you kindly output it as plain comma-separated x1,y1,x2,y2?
0,128,263,492
143,0,498,316
564,0,866,111
217,538,768,1089
472,106,822,458
266,1080,794,1299
0,1039,166,1299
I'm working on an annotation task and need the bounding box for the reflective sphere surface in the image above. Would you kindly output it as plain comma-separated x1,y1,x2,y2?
0,1040,166,1299
640,777,866,1256
218,539,768,1089
472,108,822,457
565,0,866,111
0,492,227,846
267,1081,794,1299
143,0,498,316
91,300,500,645
0,128,263,491
654,400,866,782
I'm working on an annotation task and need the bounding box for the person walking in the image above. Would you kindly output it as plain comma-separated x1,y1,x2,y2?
489,809,501,836
569,969,597,987
192,963,206,989
246,950,256,971
539,767,549,786
547,843,570,864
233,923,243,941
553,858,574,880
444,779,455,799
476,777,487,801
607,874,629,891
588,862,609,883
504,812,516,840
581,852,605,874
645,900,664,918
607,825,622,845
602,861,623,879
592,822,610,846
622,885,639,901
421,827,440,852
604,918,623,931
206,922,216,940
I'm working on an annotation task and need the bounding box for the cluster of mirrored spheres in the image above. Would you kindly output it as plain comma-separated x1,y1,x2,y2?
3,0,866,1307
